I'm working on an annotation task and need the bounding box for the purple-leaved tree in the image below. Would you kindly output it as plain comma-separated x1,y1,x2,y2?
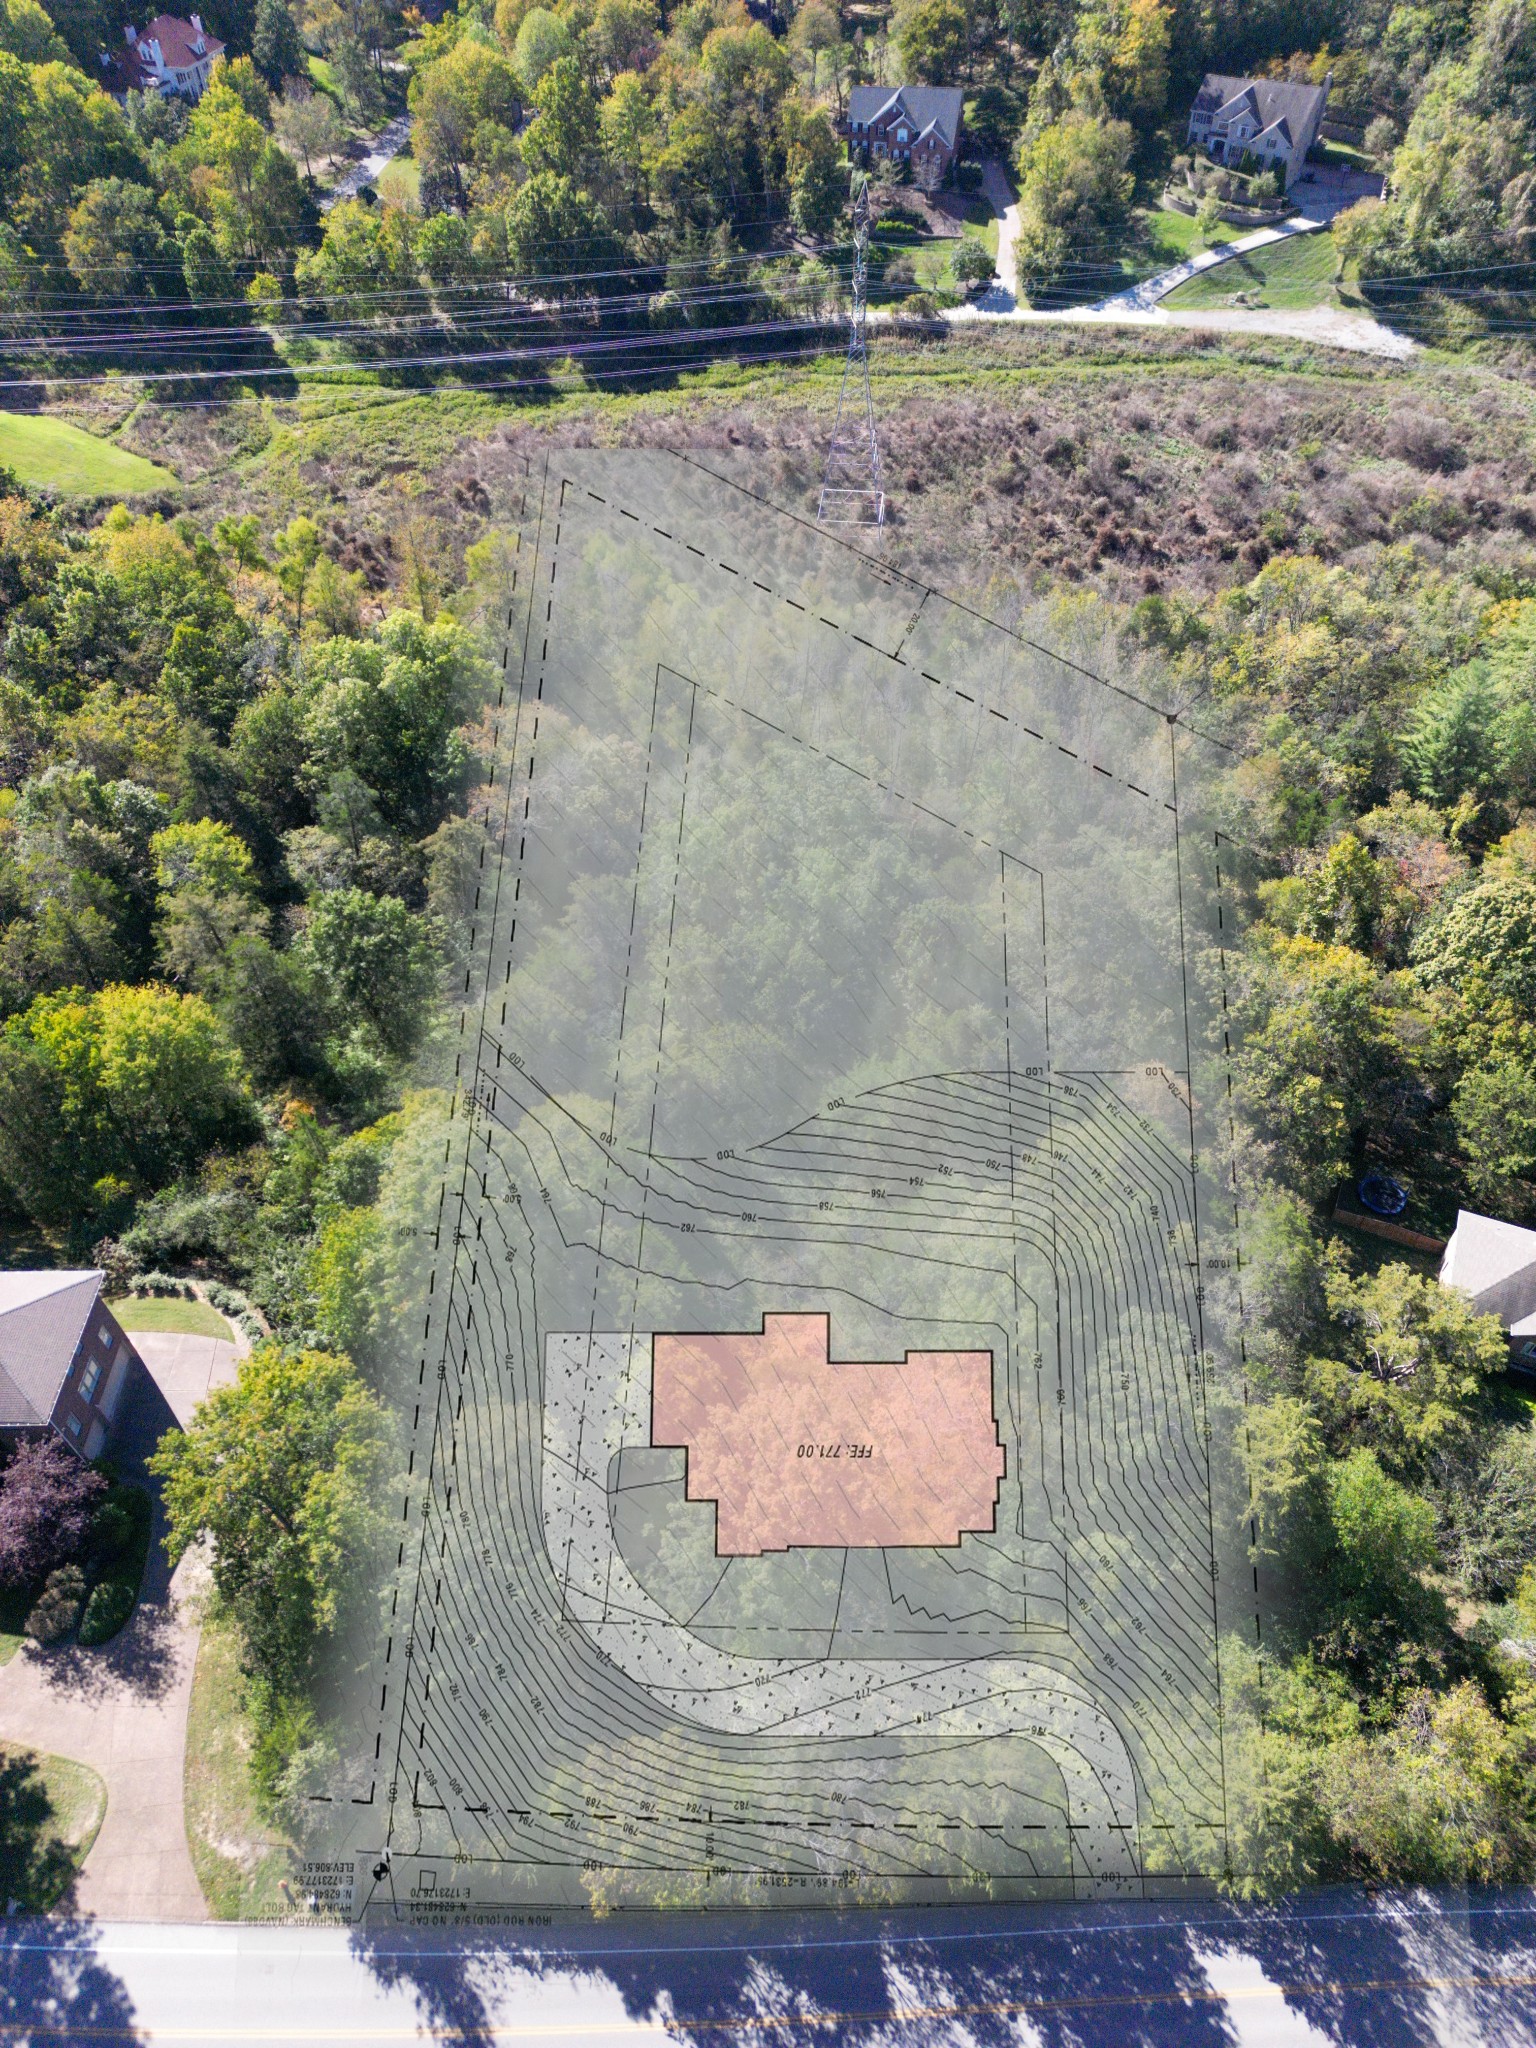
0,1441,106,1591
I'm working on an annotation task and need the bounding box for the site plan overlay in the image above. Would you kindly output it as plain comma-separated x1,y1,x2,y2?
321,450,1260,1918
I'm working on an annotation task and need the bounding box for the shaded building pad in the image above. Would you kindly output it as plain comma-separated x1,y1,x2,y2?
651,1313,1005,1556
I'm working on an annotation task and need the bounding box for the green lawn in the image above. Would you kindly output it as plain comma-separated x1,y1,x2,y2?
374,155,419,208
1163,229,1340,311
0,1583,28,1668
184,1615,294,1919
1144,207,1244,260
911,218,1000,300
110,1294,232,1340
0,413,175,498
0,1747,106,1909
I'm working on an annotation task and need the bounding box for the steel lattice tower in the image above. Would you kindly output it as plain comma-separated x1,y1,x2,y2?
817,176,885,529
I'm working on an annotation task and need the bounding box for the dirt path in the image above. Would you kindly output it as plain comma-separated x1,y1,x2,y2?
0,1330,241,1921
942,296,1414,358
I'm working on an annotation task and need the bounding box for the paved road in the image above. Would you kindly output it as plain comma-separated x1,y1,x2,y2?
0,1330,240,1922
0,1890,1533,2043
322,112,413,211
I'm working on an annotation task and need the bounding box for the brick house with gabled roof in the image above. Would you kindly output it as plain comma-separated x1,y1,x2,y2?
101,12,225,101
0,1272,143,1463
1187,71,1330,188
841,84,964,184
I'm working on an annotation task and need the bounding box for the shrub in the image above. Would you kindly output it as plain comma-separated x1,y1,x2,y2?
1385,412,1468,475
955,161,983,192
951,238,995,287
89,1500,134,1562
0,1442,106,1592
132,1270,195,1299
25,1565,85,1645
90,1236,135,1298
78,1578,136,1646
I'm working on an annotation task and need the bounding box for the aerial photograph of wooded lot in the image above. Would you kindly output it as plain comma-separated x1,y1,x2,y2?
0,0,1534,2030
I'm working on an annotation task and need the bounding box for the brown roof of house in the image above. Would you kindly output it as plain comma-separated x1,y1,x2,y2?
101,40,159,91
0,1271,102,1429
134,12,225,68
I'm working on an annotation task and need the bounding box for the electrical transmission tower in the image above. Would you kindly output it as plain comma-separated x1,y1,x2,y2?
817,175,885,528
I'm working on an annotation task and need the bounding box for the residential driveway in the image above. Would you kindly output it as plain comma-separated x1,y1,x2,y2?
0,1331,241,1922
1092,214,1323,312
321,113,412,211
970,156,1020,312
940,157,1408,353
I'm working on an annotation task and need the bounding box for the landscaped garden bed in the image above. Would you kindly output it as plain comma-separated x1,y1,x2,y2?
0,1445,153,1657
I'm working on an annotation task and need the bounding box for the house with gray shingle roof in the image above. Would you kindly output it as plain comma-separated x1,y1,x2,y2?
1440,1210,1536,1374
0,1272,143,1461
842,85,964,185
1187,71,1330,189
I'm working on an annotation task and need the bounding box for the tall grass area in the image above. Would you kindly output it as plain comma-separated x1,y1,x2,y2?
183,1616,295,1919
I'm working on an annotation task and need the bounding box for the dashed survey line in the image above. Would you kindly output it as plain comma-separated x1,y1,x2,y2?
581,486,1176,816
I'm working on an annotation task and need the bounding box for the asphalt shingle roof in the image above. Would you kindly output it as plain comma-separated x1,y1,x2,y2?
1191,72,1327,139
846,85,963,150
0,1271,101,1429
1440,1211,1536,1330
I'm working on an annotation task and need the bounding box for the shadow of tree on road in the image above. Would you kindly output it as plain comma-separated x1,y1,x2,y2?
349,1890,1536,2048
0,1912,139,2041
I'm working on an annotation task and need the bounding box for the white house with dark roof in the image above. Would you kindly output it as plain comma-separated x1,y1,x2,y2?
0,1272,142,1461
102,12,224,101
1187,71,1330,188
842,85,964,183
1440,1209,1536,1372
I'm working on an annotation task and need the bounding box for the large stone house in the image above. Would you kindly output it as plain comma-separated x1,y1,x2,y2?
1186,72,1330,188
0,1272,143,1461
842,85,964,184
102,12,225,101
1440,1210,1536,1374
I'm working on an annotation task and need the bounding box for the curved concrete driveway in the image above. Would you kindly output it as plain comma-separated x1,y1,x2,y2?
0,1329,241,1921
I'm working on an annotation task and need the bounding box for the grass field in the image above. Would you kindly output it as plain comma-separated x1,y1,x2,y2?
375,156,420,207
1144,208,1244,260
0,411,174,498
1163,229,1340,311
184,1615,294,1919
0,1746,106,1909
912,217,1000,298
110,1295,232,1340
